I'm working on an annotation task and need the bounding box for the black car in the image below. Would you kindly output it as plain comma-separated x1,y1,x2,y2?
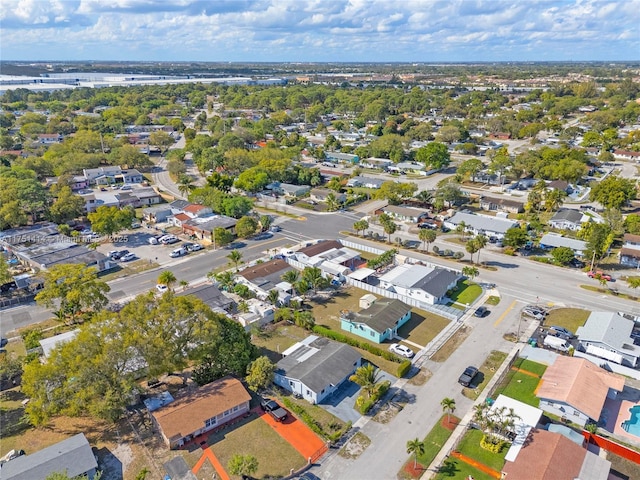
260,399,288,422
458,366,479,387
474,306,488,318
110,249,129,260
568,258,585,268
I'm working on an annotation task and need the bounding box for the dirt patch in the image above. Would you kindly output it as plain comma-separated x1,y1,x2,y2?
372,401,402,424
407,368,432,386
441,415,460,431
338,431,370,459
431,326,470,362
403,460,427,479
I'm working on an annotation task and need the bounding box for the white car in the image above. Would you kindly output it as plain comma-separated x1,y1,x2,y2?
121,253,136,262
156,284,168,293
389,343,414,358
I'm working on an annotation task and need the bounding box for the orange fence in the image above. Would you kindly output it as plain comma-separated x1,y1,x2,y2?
582,431,640,464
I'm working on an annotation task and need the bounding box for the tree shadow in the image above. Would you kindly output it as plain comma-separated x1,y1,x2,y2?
437,459,461,477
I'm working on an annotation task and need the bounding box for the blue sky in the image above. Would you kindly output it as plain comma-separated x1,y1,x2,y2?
1,0,638,62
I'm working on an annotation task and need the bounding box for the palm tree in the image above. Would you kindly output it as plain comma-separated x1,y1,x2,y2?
302,267,328,295
415,189,433,206
545,188,567,212
259,215,272,232
211,270,235,291
157,270,176,291
441,397,456,423
281,270,300,295
406,438,425,469
465,237,479,263
353,219,369,237
455,221,467,239
349,364,379,398
177,174,194,198
474,234,488,265
227,249,243,271
418,228,437,252
266,289,280,306
326,193,339,212
382,218,397,243
462,266,479,281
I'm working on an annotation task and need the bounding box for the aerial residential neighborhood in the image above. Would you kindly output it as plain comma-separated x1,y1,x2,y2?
1,5,640,480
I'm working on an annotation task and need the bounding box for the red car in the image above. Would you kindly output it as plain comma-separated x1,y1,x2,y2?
587,271,612,281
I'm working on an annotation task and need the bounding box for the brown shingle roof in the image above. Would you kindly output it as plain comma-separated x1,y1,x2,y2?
536,357,625,420
239,258,290,281
298,240,342,258
502,429,585,480
152,377,250,442
623,233,640,244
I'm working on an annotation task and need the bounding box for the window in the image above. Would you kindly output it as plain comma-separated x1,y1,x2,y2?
369,331,374,337
224,409,230,417
205,416,217,427
233,405,239,412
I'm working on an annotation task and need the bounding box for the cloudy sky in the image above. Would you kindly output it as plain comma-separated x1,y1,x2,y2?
1,0,639,62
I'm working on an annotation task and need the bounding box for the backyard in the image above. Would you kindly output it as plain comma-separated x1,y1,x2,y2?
492,359,547,407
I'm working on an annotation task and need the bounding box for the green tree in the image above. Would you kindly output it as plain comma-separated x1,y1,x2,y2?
544,188,566,213
293,310,316,330
415,142,450,170
235,216,258,238
259,214,272,232
177,174,194,198
586,223,614,266
353,219,369,237
488,147,512,189
418,228,437,252
157,270,177,291
87,206,134,236
213,227,234,249
627,277,640,289
503,227,528,249
301,266,329,295
266,288,280,306
406,438,426,470
465,237,479,263
211,270,235,291
149,131,174,154
551,246,575,265
0,255,12,286
35,264,110,323
349,363,379,399
167,158,187,176
48,186,85,224
227,454,258,477
457,158,484,183
441,397,456,423
589,175,636,209
245,356,275,391
474,234,488,264
462,266,479,281
227,249,243,271
381,216,398,243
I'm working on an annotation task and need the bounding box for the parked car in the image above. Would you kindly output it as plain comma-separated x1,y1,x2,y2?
270,225,282,232
568,258,585,268
474,306,488,318
418,222,438,230
0,449,25,465
587,271,612,281
121,253,136,262
389,343,414,358
458,366,479,387
109,249,129,260
260,399,288,422
156,284,168,293
522,305,547,319
161,235,180,245
169,247,187,258
185,243,203,252
549,326,574,340
130,221,141,229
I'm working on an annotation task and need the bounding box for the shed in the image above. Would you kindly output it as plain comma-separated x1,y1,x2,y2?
360,294,377,309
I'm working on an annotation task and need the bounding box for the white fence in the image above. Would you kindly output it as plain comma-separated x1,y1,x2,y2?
339,239,386,256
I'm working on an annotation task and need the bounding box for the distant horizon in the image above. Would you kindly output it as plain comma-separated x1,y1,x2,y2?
1,0,638,63
3,60,640,65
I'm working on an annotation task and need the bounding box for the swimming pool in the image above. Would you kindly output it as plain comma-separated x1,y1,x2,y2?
622,405,640,437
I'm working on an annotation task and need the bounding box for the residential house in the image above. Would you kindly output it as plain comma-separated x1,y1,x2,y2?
143,205,172,223
501,429,611,480
70,175,89,191
151,376,251,449
39,329,80,358
170,213,192,227
360,157,393,170
547,180,573,194
346,176,384,189
539,234,587,256
236,298,276,331
378,263,460,305
36,133,64,144
182,204,213,218
182,215,237,243
0,433,99,480
325,151,359,164
274,335,361,404
536,356,624,427
479,196,524,214
379,205,429,223
341,298,412,343
83,166,122,185
443,212,518,239
613,149,640,162
170,199,191,211
121,168,143,184
619,233,640,267
393,162,428,174
549,209,587,231
236,258,294,298
576,312,640,367
279,183,311,198
309,188,347,204
177,283,235,314
132,187,162,206
294,240,361,280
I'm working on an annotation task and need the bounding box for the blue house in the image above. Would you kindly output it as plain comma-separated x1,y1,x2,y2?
340,298,412,343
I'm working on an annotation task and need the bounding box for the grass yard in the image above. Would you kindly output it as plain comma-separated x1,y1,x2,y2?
99,259,159,281
456,429,508,471
434,458,494,480
251,323,308,363
513,358,547,376
397,311,451,347
448,280,483,307
493,370,542,407
463,350,508,400
544,308,590,332
207,414,306,480
279,394,347,439
486,296,500,306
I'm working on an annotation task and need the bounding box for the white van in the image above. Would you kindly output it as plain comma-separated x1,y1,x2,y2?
169,247,187,258
543,335,571,353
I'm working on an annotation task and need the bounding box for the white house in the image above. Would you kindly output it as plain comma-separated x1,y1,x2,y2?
539,233,588,256
444,212,518,239
576,312,640,368
378,263,460,305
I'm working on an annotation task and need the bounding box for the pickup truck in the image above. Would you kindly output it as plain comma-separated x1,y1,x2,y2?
260,399,288,422
587,271,612,281
458,366,479,387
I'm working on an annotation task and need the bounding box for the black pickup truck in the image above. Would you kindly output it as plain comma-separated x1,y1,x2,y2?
260,399,288,422
458,366,479,387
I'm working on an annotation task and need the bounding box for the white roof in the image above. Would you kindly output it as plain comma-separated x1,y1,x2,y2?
446,212,518,234
540,233,587,251
39,329,79,358
490,394,543,462
586,345,624,364
349,268,376,281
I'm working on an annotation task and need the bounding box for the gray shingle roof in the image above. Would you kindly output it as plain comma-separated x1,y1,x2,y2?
345,299,411,333
446,212,518,235
576,312,640,359
550,209,583,224
276,337,360,394
1,433,97,480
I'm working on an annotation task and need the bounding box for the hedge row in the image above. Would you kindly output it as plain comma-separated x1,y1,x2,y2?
397,360,412,378
356,380,391,414
281,397,351,442
312,325,402,363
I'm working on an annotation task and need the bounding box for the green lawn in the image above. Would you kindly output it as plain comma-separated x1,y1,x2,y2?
434,458,494,480
457,429,508,471
493,371,541,407
513,358,547,376
251,324,308,363
416,416,457,467
449,280,483,307
397,311,451,347
544,308,590,333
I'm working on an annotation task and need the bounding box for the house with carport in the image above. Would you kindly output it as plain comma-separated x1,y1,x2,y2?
443,211,518,239
235,258,295,299
539,233,587,256
378,205,429,223
620,233,640,267
151,376,251,449
377,263,460,305
274,335,361,404
536,356,625,426
340,297,411,343
548,209,588,231
576,312,640,367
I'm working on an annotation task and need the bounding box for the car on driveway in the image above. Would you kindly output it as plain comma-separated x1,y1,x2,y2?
161,235,180,245
522,305,547,320
549,326,574,340
389,343,414,358
260,399,288,422
568,258,585,268
109,249,129,260
458,366,479,387
474,306,488,318
121,253,137,262
185,243,203,252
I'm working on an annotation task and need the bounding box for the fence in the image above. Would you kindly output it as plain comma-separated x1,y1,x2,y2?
340,239,386,256
0,293,35,309
582,431,640,464
487,348,521,400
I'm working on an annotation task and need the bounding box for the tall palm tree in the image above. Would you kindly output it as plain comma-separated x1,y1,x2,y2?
353,219,369,237
544,188,567,213
382,218,397,243
157,270,177,291
415,189,433,206
302,267,328,295
211,270,235,291
281,270,300,296
266,289,280,306
227,249,243,271
349,363,379,398
455,221,467,239
177,174,194,198
418,228,437,252
465,237,479,263
326,192,339,212
462,266,479,281
474,234,488,265
406,438,426,469
441,397,456,423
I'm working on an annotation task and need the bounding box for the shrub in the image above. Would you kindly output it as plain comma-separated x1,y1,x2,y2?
22,328,43,350
397,360,412,378
433,245,440,254
281,397,351,441
356,380,391,414
480,434,507,453
503,246,516,256
453,251,464,260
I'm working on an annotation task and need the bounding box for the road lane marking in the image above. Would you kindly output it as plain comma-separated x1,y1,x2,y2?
494,300,517,328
